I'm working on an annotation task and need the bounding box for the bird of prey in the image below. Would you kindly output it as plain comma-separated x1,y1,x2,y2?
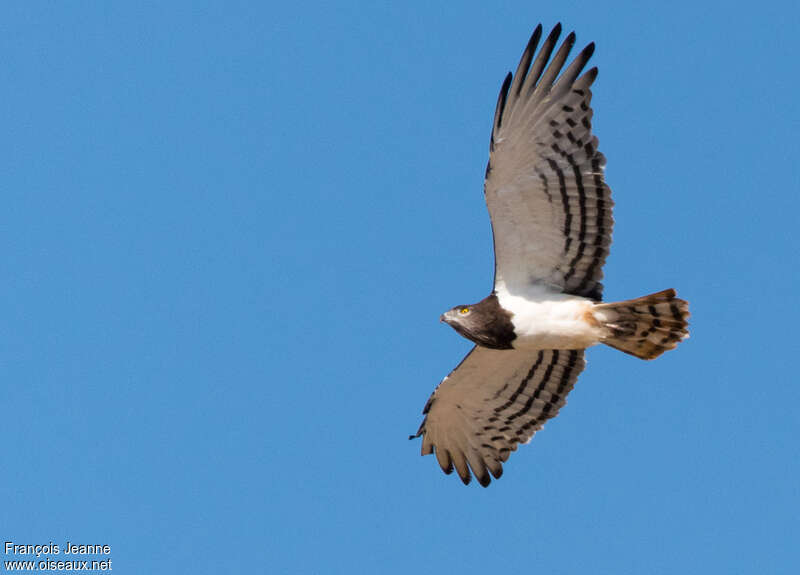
410,23,690,487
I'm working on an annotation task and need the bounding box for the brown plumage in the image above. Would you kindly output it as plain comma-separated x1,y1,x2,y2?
595,289,690,360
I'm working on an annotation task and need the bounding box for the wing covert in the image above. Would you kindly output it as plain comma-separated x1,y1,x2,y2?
412,346,586,487
485,23,614,301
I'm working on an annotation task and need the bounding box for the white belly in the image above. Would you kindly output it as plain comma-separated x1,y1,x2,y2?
496,285,603,350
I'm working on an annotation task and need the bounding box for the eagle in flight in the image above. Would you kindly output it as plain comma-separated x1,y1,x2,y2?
411,24,690,486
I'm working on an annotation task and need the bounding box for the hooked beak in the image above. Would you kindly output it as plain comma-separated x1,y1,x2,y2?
440,314,446,323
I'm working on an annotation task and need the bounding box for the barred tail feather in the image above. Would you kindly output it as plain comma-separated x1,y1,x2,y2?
594,289,689,360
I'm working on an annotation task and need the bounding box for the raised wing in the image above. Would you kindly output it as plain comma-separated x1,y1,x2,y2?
485,24,614,301
412,346,586,486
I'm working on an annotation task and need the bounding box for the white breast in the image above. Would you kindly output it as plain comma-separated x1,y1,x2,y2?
495,283,604,350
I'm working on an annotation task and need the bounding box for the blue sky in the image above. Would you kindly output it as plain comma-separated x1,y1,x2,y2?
2,1,799,573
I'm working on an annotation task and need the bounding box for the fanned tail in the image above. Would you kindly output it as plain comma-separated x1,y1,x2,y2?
594,289,689,360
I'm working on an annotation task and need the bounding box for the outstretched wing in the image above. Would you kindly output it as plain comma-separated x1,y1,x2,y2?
412,346,586,487
485,24,614,301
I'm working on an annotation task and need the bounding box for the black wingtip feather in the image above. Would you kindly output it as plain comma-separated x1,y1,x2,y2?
545,23,563,51
490,72,513,150
495,72,512,129
522,23,564,96
580,41,595,64
511,24,543,96
528,23,543,50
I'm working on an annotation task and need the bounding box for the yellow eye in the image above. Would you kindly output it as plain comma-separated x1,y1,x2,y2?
459,307,470,315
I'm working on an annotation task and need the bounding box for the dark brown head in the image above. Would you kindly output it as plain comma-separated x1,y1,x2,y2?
440,293,516,350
